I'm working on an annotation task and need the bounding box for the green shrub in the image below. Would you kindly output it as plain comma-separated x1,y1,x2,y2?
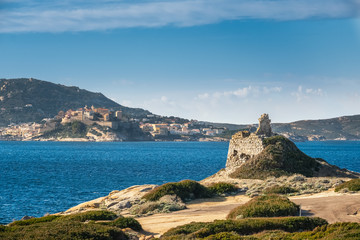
112,217,142,231
143,180,212,202
0,221,128,240
264,185,298,195
208,182,238,195
0,225,8,232
290,222,360,239
227,194,299,219
9,215,60,226
57,210,118,222
162,217,327,239
203,232,248,240
335,179,360,192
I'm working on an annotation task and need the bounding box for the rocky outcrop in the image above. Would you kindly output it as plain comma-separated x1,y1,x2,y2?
225,114,360,179
63,185,157,215
226,113,274,173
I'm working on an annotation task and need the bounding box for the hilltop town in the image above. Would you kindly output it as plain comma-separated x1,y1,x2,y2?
0,105,229,142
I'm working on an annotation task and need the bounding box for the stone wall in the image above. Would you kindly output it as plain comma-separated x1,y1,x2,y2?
225,113,273,173
226,132,265,172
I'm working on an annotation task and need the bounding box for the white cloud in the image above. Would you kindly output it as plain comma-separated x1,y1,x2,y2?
197,93,209,100
197,85,282,102
160,96,168,102
292,85,325,102
1,0,359,33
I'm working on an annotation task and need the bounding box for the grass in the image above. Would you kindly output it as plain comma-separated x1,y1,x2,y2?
9,215,60,226
143,180,237,203
161,217,327,239
142,180,212,202
99,216,142,231
263,185,298,195
289,222,360,239
335,178,360,192
1,221,128,240
57,210,118,222
230,135,320,179
207,182,238,195
227,194,299,219
0,211,142,240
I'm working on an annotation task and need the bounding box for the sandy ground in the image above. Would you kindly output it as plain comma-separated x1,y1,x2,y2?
290,192,360,223
136,191,360,237
135,195,250,237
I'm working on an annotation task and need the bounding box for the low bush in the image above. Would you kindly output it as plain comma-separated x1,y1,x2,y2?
112,217,142,231
202,232,246,240
130,197,186,215
263,185,298,195
142,180,212,202
162,217,327,239
0,221,128,240
227,194,299,219
289,222,360,239
57,210,118,222
335,178,360,192
0,225,8,232
9,215,60,226
208,182,238,195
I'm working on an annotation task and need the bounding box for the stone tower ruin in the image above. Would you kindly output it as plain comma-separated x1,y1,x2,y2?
225,113,273,172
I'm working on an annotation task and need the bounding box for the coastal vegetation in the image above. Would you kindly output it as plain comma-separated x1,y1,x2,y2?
227,194,299,219
142,180,238,202
8,215,60,226
335,178,360,192
0,211,141,240
142,180,212,202
162,221,360,239
230,135,320,179
56,210,118,222
99,216,142,231
263,185,298,195
40,121,90,139
207,182,238,195
161,217,327,239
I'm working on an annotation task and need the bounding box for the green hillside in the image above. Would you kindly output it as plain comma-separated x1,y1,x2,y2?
272,115,360,141
0,78,151,126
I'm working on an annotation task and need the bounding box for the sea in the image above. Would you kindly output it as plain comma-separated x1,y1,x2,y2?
1,140,360,224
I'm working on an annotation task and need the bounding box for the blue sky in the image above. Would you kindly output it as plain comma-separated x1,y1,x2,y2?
1,0,360,124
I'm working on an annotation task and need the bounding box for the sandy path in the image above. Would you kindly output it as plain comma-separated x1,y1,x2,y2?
135,195,250,236
136,192,360,237
290,192,360,223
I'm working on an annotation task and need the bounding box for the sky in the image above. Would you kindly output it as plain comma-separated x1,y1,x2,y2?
1,0,360,124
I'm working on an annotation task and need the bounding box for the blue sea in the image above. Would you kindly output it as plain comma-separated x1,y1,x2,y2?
1,141,360,224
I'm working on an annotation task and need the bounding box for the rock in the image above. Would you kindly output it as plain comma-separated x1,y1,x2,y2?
289,175,306,182
64,184,157,215
20,215,35,221
255,113,272,137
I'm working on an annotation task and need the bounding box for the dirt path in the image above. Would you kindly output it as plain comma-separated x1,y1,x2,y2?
136,192,360,237
290,193,360,223
135,195,250,236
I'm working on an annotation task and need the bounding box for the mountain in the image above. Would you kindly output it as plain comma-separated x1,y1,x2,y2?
0,78,151,127
272,115,360,141
207,115,360,141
